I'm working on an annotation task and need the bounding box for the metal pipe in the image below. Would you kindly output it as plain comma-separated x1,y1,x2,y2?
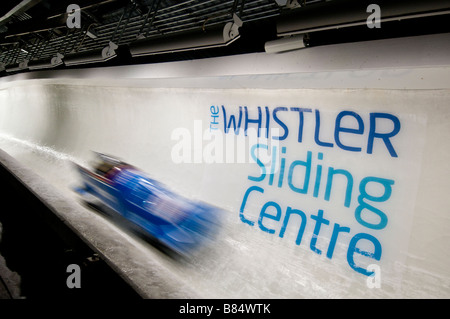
276,0,450,36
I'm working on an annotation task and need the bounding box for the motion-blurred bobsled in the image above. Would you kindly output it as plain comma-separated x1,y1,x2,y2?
73,152,221,255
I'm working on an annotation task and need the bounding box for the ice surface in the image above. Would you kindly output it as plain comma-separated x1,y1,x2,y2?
0,83,449,298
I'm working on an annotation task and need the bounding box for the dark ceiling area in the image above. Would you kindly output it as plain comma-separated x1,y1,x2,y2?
0,0,450,76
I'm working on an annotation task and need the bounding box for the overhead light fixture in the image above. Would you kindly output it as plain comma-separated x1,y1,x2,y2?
5,59,29,72
129,14,243,57
265,34,307,54
28,53,64,70
64,41,118,66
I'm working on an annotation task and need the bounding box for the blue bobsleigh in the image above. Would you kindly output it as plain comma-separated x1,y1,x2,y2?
73,152,221,255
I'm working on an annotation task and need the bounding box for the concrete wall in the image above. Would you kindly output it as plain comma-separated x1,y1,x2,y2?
0,33,449,298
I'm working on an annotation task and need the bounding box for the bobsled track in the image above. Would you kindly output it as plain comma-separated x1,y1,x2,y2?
1,33,450,298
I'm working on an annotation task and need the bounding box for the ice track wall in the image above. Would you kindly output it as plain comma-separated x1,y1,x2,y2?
0,33,450,298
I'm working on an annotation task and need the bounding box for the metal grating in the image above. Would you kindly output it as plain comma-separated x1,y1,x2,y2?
0,0,326,64
0,0,298,66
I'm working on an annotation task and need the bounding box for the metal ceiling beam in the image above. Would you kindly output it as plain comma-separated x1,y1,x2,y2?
46,0,122,20
0,0,42,26
276,0,450,36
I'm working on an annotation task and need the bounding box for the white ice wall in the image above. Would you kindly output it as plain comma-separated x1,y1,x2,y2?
0,33,449,298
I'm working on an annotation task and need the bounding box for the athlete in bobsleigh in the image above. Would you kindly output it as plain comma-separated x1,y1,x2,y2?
73,152,221,255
